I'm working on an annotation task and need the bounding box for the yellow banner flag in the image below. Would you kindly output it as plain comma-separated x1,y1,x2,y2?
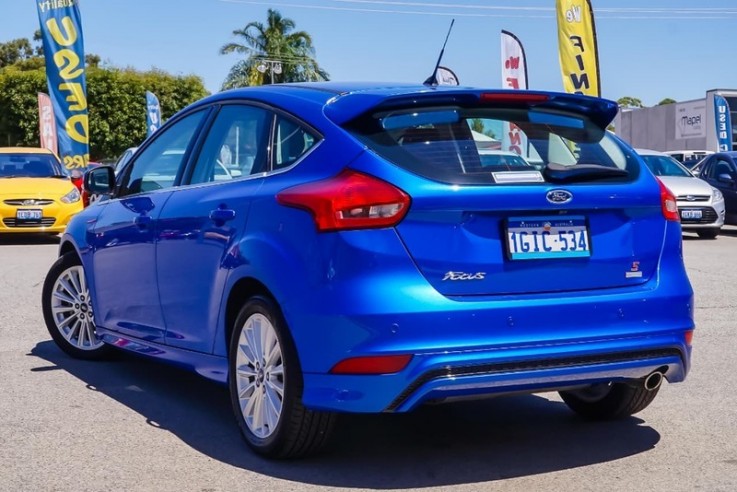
556,0,600,97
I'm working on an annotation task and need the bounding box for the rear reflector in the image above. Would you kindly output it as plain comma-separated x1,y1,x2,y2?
276,169,410,231
657,178,680,222
684,330,693,346
480,93,550,104
330,354,413,375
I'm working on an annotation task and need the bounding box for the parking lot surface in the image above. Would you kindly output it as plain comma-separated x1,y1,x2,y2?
1,230,736,492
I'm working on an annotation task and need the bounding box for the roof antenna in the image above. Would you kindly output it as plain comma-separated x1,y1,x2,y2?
423,19,456,86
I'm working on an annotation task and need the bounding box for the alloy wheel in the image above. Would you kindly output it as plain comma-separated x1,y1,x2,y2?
50,265,103,351
235,313,285,438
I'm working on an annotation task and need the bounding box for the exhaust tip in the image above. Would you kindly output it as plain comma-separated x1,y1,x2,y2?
644,371,664,391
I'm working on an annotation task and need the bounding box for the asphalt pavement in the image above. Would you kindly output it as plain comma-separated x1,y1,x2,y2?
1,230,736,492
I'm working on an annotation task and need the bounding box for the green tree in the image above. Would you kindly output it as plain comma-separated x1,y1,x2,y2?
617,96,644,109
219,9,329,89
0,38,34,68
0,65,208,159
657,98,676,106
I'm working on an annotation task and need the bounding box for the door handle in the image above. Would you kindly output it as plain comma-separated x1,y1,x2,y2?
209,208,236,223
134,215,152,228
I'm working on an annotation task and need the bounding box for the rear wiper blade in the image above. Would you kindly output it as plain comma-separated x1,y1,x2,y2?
543,163,628,183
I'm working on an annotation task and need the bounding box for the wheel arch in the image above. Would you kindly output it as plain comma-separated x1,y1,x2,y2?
223,276,278,356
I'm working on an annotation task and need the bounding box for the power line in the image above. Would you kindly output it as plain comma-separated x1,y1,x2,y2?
217,0,737,19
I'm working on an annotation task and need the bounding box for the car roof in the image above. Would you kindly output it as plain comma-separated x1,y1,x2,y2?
0,147,55,155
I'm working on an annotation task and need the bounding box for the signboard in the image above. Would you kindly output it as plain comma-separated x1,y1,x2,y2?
714,95,733,152
675,101,706,139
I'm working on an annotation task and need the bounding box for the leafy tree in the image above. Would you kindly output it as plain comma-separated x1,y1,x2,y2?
657,98,676,106
0,65,208,159
220,9,329,89
617,96,644,109
0,38,34,68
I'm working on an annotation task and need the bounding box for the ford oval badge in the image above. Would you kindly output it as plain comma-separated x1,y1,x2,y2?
546,189,573,204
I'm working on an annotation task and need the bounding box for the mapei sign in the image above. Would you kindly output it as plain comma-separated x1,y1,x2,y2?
675,101,706,139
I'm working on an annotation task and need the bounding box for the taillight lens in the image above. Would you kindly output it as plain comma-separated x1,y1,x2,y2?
657,178,679,222
330,354,413,375
276,169,410,231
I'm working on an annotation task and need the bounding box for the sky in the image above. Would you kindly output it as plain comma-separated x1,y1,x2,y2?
1,0,735,106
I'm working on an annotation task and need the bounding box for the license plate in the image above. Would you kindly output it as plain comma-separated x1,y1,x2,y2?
681,209,702,220
507,216,591,260
16,209,42,221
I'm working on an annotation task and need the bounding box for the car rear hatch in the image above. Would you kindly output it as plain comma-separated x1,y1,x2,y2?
339,89,671,296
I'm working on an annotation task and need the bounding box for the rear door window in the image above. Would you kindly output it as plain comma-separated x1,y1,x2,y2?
346,106,637,185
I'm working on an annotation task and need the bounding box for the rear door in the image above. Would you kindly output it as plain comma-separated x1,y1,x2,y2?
156,103,271,352
346,95,668,297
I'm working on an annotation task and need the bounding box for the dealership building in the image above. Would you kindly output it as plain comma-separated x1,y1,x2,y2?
613,89,737,152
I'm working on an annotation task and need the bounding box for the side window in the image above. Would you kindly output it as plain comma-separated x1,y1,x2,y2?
189,105,270,185
712,159,733,179
120,111,205,196
272,115,318,170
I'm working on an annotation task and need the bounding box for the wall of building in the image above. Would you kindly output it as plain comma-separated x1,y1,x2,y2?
613,101,707,151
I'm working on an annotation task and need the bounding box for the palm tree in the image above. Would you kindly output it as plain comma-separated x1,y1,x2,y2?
220,9,329,89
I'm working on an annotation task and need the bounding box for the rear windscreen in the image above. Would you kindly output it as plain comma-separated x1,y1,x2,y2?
345,106,640,185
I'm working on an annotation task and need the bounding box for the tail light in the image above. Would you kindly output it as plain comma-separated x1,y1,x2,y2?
330,354,413,375
276,169,410,231
657,178,679,222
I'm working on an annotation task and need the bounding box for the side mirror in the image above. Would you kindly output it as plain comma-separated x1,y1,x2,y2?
717,173,735,186
84,166,115,195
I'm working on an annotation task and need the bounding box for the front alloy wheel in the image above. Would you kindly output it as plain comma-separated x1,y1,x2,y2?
42,253,112,360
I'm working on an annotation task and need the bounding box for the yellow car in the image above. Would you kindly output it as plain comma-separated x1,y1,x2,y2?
0,147,83,234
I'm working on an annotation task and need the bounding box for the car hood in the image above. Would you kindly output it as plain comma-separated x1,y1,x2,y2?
0,177,76,197
658,176,713,198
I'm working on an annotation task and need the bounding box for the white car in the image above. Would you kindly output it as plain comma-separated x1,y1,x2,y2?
637,149,725,238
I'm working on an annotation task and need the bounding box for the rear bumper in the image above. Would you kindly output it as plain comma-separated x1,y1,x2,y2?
302,332,690,413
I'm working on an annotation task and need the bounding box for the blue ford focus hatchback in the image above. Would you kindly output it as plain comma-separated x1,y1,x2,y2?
43,83,694,458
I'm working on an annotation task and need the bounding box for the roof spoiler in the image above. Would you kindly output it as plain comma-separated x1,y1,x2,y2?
325,89,619,131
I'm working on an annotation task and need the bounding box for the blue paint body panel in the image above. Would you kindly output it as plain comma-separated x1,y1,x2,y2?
58,84,694,414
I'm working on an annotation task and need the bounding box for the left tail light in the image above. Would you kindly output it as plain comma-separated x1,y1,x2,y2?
276,169,410,231
657,178,680,222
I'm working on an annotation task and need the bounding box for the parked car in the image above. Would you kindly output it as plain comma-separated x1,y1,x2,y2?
0,147,83,234
664,150,713,167
637,149,724,238
477,149,535,170
692,151,737,225
42,84,694,458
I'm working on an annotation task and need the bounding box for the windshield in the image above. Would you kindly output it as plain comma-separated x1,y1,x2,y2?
0,153,66,178
346,106,638,185
640,155,692,177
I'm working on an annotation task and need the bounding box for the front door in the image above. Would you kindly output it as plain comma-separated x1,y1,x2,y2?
90,110,207,342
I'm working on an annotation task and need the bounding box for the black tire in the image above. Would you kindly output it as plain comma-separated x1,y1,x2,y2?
42,252,113,360
228,296,335,458
697,229,719,239
559,382,660,420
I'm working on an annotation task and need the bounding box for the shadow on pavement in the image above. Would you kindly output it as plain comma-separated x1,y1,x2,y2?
0,233,60,245
30,340,661,489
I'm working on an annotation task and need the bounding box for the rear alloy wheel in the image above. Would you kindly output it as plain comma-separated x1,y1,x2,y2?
229,296,335,458
697,229,719,239
559,381,660,420
42,253,113,360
